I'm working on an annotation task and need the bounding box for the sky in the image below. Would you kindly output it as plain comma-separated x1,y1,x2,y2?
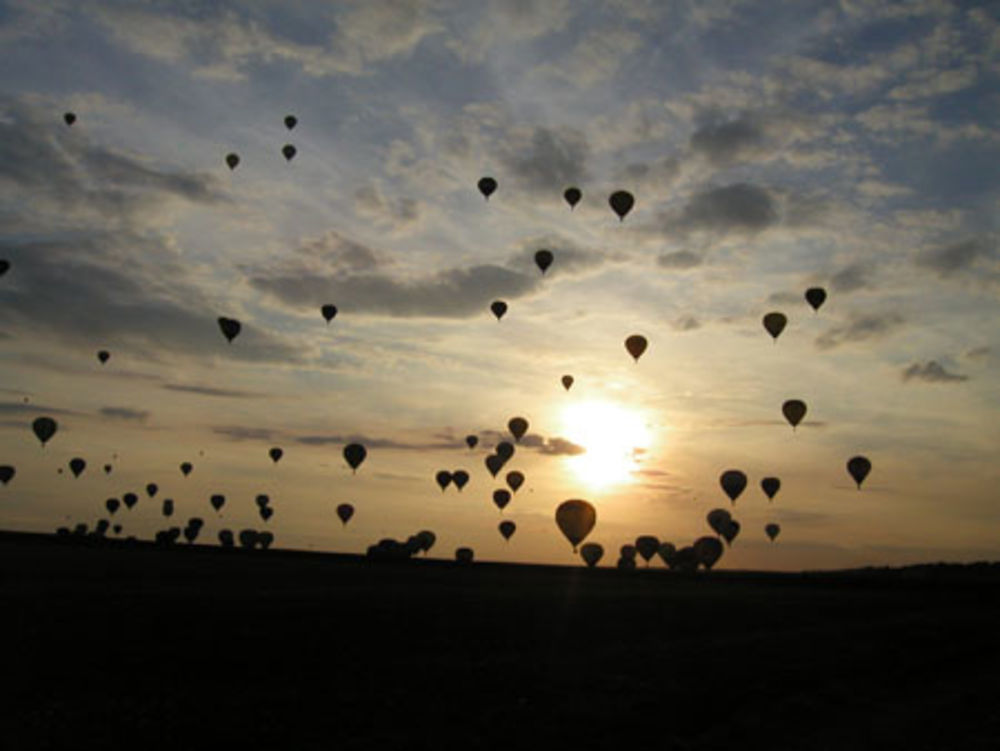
0,0,998,570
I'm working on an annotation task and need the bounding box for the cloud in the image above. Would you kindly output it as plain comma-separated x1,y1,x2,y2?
163,384,265,399
689,116,766,166
213,426,278,442
0,401,77,416
815,312,905,350
965,346,990,360
888,65,978,100
354,184,422,231
496,125,589,194
295,434,455,450
901,361,969,383
658,251,702,270
671,315,701,332
668,183,779,237
474,430,584,456
916,237,995,276
99,406,149,422
830,262,872,293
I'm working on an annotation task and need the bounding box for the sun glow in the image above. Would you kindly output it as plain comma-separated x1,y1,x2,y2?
561,401,652,489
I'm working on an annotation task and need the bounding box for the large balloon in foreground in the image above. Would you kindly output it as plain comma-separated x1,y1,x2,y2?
32,417,57,446
635,535,659,565
608,190,634,221
564,187,582,209
719,470,747,503
625,334,647,362
490,300,507,320
225,153,239,170
694,536,724,569
321,304,337,323
765,523,781,541
760,476,781,501
762,312,787,340
69,458,86,478
343,443,367,473
561,375,574,391
508,417,528,442
782,399,807,430
580,542,603,568
282,144,296,161
535,249,553,274
805,287,827,311
477,177,497,200
336,503,354,525
847,455,872,489
555,499,596,552
217,317,241,343
499,520,516,541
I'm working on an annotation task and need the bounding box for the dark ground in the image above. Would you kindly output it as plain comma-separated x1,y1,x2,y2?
4,531,1000,750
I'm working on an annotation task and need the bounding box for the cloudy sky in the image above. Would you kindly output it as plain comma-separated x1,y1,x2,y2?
1,0,998,569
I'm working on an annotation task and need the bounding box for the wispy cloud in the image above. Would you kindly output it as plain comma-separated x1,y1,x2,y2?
901,361,969,383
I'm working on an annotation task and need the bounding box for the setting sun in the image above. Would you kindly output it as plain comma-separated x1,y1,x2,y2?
561,401,652,489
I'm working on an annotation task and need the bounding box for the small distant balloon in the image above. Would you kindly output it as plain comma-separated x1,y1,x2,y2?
217,317,241,343
763,312,787,340
180,462,193,477
635,536,659,565
321,304,337,323
162,498,174,517
123,492,138,510
765,523,781,542
485,454,503,478
0,466,14,485
499,520,516,541
97,350,110,364
219,530,235,547
563,187,581,209
805,287,827,312
719,470,747,503
465,434,478,449
477,177,497,200
0,260,9,277
555,499,596,552
722,519,740,546
69,458,86,478
707,508,731,537
210,494,225,512
620,544,636,560
417,530,436,554
435,470,453,491
343,443,367,473
103,464,112,474
282,144,296,161
455,547,474,563
255,494,270,509
534,250,553,274
490,300,507,320
336,503,354,525
847,455,872,489
105,498,119,515
32,417,57,446
608,190,635,221
782,399,807,430
760,477,781,501
225,153,240,170
505,471,524,493
492,488,511,511
146,483,158,498
580,542,603,568
561,375,574,391
496,441,514,462
260,506,273,522
269,447,283,464
452,470,469,491
284,115,297,130
63,112,76,126
508,417,528,442
625,334,647,362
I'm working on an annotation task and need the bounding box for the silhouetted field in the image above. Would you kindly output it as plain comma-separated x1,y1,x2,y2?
5,531,1000,750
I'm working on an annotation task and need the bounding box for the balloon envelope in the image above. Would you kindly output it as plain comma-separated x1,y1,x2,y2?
343,443,367,472
161,499,173,516
32,416,57,446
255,494,270,509
505,470,524,493
123,492,138,510
719,470,747,503
847,455,872,489
416,530,436,553
435,470,453,491
225,153,239,170
765,523,781,541
508,417,528,442
498,520,516,541
146,483,158,498
490,300,507,320
564,187,581,209
625,334,647,362
210,494,225,511
336,503,354,525
452,470,469,490
580,542,603,568
760,476,781,500
707,508,732,536
0,465,14,485
69,458,86,478
282,144,296,161
657,542,676,567
0,259,8,277
805,287,827,311
535,249,553,273
321,304,337,323
180,462,192,477
763,312,787,339
485,454,503,477
217,317,241,343
269,447,283,463
97,350,110,364
284,115,297,130
492,488,511,511
555,499,596,552
105,498,119,514
782,399,807,429
64,112,76,126
694,536,724,569
721,519,740,546
465,434,478,449
635,535,659,564
496,441,515,462
477,177,497,199
561,375,574,391
455,547,474,563
608,190,635,220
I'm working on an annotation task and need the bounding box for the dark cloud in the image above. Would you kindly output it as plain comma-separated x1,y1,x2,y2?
658,250,702,270
916,237,995,276
295,434,455,450
830,262,871,293
99,406,149,422
965,346,990,360
213,426,277,442
901,361,968,383
474,430,584,456
671,315,701,331
689,116,765,166
768,290,803,305
0,401,77,416
671,183,779,235
815,312,905,350
497,126,588,194
163,384,265,398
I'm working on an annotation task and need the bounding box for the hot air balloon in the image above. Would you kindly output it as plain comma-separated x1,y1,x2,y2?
707,508,731,537
32,417,57,446
499,520,516,541
625,334,647,362
564,187,581,209
493,489,511,511
657,542,676,567
162,498,174,517
555,499,596,552
535,250,553,274
218,530,235,547
508,417,528,442
183,521,202,544
284,115,297,130
269,447,283,464
465,434,478,449
112,524,122,535
847,455,871,489
435,470,453,491
452,470,469,491
721,519,740,546
239,529,258,549
561,375,574,391
760,477,780,501
180,462,193,477
617,555,637,570
105,498,119,514
620,544,637,560
97,350,110,364
765,523,780,541
343,443,367,473
635,536,659,566
608,190,634,221
0,260,9,277
782,399,807,430
225,153,240,170
104,464,112,474
579,542,603,568
94,520,110,537
123,492,138,510
455,547,474,563
145,483,158,498
477,177,497,200
63,112,76,126
694,536,724,569
217,317,241,343
719,470,747,503
496,441,514,463
485,454,503,477
69,458,86,478
255,494,270,509
282,144,296,161
259,531,275,550
490,301,507,320
0,466,14,485
336,503,354,525
321,304,337,323
416,530,436,554
505,471,524,493
805,287,827,312
260,506,273,522
210,494,225,512
763,312,787,340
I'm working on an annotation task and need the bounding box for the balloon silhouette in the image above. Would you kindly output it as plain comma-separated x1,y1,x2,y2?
225,153,240,170
105,498,119,514
416,530,436,554
561,375,574,391
657,542,676,566
97,350,110,364
455,547,474,563
69,458,86,478
452,470,469,491
269,447,283,463
625,334,647,362
435,470,453,491
555,499,596,552
64,112,76,126
145,483,158,498
620,544,637,560
635,536,659,565
490,301,507,320
505,471,524,493
284,115,297,130
492,488,511,511
336,503,354,525
508,417,528,442
719,470,747,503
104,464,112,474
162,498,174,516
32,417,57,446
763,312,787,340
847,455,872,489
496,441,514,462
564,187,582,209
282,144,296,161
608,190,635,221
721,519,740,546
760,477,781,501
499,520,516,541
580,542,603,567
239,529,258,549
765,523,781,542
217,317,241,343
0,466,14,485
218,530,235,547
782,399,807,430
694,536,724,569
485,454,503,478
0,260,8,277
477,177,497,200
465,435,478,449
112,524,122,535
123,492,138,510
210,494,225,512
343,443,367,473
707,508,731,537
260,506,273,521
805,287,827,312
535,250,553,274
180,462,193,477
321,304,337,323
255,494,270,509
